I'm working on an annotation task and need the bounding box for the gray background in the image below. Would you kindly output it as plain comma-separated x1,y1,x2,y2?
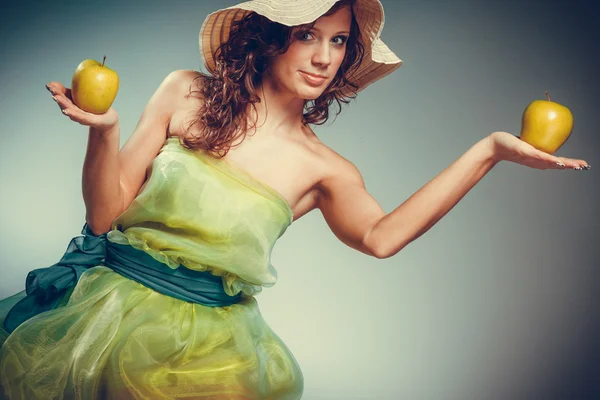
1,0,598,399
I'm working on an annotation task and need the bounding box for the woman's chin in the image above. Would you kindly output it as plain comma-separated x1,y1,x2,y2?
298,87,325,101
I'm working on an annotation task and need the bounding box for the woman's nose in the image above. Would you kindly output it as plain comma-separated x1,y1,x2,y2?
312,43,331,67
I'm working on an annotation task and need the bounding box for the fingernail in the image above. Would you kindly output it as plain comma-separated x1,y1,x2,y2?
52,96,57,102
61,109,68,116
556,162,565,167
45,85,54,95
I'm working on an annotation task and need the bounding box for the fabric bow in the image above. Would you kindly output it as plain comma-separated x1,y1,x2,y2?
3,223,105,333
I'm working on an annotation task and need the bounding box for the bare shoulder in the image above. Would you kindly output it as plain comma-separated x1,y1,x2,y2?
301,129,385,256
166,68,202,83
305,128,366,203
166,70,208,137
166,69,205,98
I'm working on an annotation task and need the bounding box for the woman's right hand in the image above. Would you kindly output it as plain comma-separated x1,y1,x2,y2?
46,82,119,130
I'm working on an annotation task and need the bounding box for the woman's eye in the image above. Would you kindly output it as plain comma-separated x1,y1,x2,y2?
332,36,348,45
297,32,347,45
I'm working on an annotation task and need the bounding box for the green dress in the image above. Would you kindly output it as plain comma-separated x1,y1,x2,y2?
0,137,303,399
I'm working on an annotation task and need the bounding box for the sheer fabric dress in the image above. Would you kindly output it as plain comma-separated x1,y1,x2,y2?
0,137,303,399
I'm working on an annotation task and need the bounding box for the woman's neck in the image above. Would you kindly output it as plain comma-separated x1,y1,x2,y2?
247,78,305,137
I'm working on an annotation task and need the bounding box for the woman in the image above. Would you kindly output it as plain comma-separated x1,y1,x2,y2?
0,0,590,399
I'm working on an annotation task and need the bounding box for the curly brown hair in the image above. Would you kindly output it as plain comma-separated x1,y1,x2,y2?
181,0,364,158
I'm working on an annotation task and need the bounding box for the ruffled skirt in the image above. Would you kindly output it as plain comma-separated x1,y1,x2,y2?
0,266,303,399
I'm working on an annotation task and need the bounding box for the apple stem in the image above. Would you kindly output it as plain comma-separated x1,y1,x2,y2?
546,91,551,101
102,55,106,67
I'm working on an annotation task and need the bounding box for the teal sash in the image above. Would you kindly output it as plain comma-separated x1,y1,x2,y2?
3,223,242,334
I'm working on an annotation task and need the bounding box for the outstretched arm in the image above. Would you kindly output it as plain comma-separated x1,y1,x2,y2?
316,132,587,259
317,136,497,258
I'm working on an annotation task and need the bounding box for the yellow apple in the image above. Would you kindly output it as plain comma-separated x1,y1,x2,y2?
71,55,119,114
520,91,573,154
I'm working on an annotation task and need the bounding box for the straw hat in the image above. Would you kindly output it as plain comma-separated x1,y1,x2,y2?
199,0,402,95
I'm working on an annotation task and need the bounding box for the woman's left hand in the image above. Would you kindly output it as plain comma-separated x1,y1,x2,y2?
488,131,590,170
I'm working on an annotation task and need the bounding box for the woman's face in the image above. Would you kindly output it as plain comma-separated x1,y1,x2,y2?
265,5,353,100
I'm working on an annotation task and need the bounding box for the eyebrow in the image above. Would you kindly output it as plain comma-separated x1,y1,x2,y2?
310,26,350,35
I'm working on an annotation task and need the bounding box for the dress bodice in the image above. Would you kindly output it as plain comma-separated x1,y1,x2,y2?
107,137,293,296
